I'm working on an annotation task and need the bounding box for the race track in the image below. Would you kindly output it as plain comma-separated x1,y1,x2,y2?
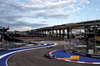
7,44,99,66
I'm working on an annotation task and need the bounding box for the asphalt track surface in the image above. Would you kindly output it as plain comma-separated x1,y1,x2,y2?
7,45,100,66
0,43,55,66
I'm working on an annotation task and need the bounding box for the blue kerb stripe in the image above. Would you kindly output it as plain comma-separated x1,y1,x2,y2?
0,43,55,66
52,49,100,62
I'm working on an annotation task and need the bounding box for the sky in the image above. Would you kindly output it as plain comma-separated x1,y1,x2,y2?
0,0,100,31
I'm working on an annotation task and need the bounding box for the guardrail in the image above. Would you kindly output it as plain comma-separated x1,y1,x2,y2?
0,42,26,51
73,50,100,59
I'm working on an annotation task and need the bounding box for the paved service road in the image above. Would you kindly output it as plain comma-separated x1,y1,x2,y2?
7,45,99,66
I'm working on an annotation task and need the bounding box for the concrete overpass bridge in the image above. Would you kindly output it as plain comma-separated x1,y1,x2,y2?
28,20,100,38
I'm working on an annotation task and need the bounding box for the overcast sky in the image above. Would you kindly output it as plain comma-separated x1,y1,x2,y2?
0,0,100,31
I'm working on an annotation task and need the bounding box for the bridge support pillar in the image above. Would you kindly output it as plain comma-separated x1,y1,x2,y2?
56,29,58,37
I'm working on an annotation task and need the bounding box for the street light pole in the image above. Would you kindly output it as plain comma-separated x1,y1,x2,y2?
97,14,99,20
2,29,4,45
87,13,89,21
94,21,97,54
73,18,75,23
1,27,5,49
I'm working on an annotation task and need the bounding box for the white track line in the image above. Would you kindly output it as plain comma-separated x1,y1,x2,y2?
6,43,57,66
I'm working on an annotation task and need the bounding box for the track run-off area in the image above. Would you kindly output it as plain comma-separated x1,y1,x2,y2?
1,41,100,66
0,42,57,66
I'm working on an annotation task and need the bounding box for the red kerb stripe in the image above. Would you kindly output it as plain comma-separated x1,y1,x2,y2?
71,61,77,62
85,62,93,64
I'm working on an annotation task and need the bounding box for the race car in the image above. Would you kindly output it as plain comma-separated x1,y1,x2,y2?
44,53,54,59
